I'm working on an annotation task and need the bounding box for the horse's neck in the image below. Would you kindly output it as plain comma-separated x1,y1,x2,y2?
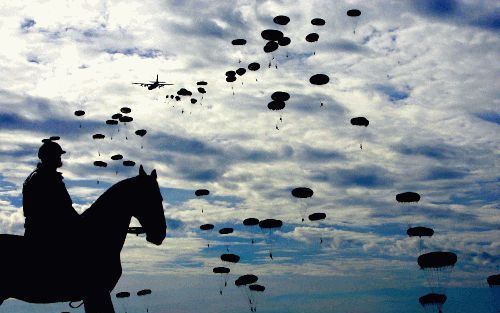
83,179,134,253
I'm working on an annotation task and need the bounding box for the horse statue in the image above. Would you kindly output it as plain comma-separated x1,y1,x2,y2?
0,165,166,313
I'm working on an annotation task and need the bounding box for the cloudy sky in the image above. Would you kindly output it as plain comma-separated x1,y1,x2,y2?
0,0,499,312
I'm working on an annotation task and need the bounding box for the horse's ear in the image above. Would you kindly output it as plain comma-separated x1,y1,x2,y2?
151,169,157,180
139,165,147,176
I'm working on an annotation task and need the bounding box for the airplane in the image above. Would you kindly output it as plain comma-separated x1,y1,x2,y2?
132,74,173,90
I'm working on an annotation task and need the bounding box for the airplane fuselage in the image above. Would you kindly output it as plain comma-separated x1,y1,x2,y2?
148,84,158,90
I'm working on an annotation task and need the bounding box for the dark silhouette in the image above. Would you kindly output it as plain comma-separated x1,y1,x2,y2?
132,74,173,90
0,162,166,313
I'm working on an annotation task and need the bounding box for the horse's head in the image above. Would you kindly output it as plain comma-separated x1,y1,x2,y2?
133,165,166,245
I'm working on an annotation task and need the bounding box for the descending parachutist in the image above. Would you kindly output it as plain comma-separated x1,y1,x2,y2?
286,52,288,58
275,125,279,130
268,62,271,68
225,282,227,287
320,238,323,244
320,102,324,107
251,239,254,244
360,143,363,150
279,116,282,122
302,218,304,222
275,64,278,69
238,58,241,64
219,290,222,295
269,252,273,260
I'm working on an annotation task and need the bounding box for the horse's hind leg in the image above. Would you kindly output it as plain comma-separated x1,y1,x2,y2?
83,290,115,313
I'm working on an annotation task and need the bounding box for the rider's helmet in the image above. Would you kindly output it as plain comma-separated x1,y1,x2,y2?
38,140,66,162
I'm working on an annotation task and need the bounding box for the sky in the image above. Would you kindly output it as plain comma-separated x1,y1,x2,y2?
0,0,499,312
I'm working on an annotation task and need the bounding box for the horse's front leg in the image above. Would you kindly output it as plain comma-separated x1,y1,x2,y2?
83,290,115,313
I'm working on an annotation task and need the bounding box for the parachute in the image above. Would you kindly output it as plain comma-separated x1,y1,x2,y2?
308,212,326,244
346,9,362,34
248,284,265,312
271,91,290,102
235,275,259,311
135,129,147,149
248,62,260,71
273,15,290,25
219,227,234,251
311,18,325,26
350,117,369,149
106,119,118,139
236,68,247,76
119,116,133,140
197,81,208,86
264,41,279,53
309,74,329,85
137,289,152,313
112,113,122,120
74,110,85,128
213,266,231,295
261,29,283,41
200,223,215,247
93,161,107,168
120,107,131,114
267,101,285,111
195,189,209,213
243,218,260,244
292,187,314,221
418,251,457,292
419,293,446,313
305,33,319,43
396,192,421,227
259,219,283,259
115,291,130,313
232,39,247,45
278,36,291,46
92,133,105,156
110,154,123,174
407,227,434,238
396,192,421,203
49,136,60,141
123,160,136,167
220,253,240,264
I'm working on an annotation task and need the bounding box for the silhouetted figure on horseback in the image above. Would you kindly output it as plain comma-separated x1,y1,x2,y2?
23,140,81,246
0,139,166,313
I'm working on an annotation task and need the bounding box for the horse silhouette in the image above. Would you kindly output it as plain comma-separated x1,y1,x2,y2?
0,165,166,313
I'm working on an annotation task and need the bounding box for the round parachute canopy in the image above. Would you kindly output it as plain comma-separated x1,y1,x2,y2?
219,227,234,235
235,274,258,287
123,160,136,167
119,116,133,123
396,192,421,203
106,119,118,125
195,189,209,196
213,266,230,274
127,227,145,235
278,36,291,46
200,223,214,231
305,33,319,42
175,96,181,101
487,274,500,287
135,129,147,137
190,98,197,104
197,81,208,86
116,292,130,298
92,133,105,140
49,136,60,141
264,41,279,53
309,74,329,85
407,227,434,237
351,117,369,127
243,218,259,226
225,70,236,77
232,38,247,46
273,15,290,25
308,212,326,221
248,62,261,71
311,18,326,26
226,76,237,83
271,91,290,102
93,161,107,168
292,187,314,198
120,107,131,114
347,9,361,17
419,293,446,306
249,284,265,292
197,87,206,94
236,68,246,76
418,252,457,269
111,154,123,160
259,219,283,229
221,253,240,263
74,110,85,117
112,113,122,120
261,29,283,41
137,289,152,296
177,88,192,96
268,101,286,111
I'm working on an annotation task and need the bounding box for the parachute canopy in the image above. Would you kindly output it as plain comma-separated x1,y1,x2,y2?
407,226,434,237
396,192,421,203
243,218,260,226
49,136,60,141
278,36,291,46
137,289,151,296
112,113,122,120
116,292,130,298
235,274,258,286
197,81,208,86
308,212,326,221
236,68,246,76
111,154,123,160
123,160,136,167
177,88,192,96
264,41,279,53
311,18,325,26
92,134,105,140
249,284,265,292
106,119,118,125
268,101,286,111
309,74,329,85
195,189,210,196
351,117,369,127
261,29,283,41
418,252,457,269
213,266,230,274
305,33,319,42
190,98,197,104
487,274,500,287
74,110,85,117
135,129,147,137
120,107,131,114
219,227,234,235
419,293,446,306
273,15,290,25
232,39,247,45
221,253,240,263
347,9,361,17
197,87,206,94
248,62,260,71
292,187,314,198
259,219,283,229
271,91,290,102
119,116,133,123
93,161,107,167
200,224,215,231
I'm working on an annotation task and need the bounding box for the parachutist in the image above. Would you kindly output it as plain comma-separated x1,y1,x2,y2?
270,253,273,259
275,65,278,69
320,102,324,107
320,238,323,244
219,290,222,295
225,282,227,287
251,239,254,244
360,144,363,150
275,125,279,130
302,218,304,222
279,117,282,122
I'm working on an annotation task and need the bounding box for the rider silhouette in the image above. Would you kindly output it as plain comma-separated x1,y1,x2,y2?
22,140,80,243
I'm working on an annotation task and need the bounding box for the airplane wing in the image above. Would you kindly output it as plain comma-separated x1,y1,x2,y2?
158,83,174,87
132,83,152,86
